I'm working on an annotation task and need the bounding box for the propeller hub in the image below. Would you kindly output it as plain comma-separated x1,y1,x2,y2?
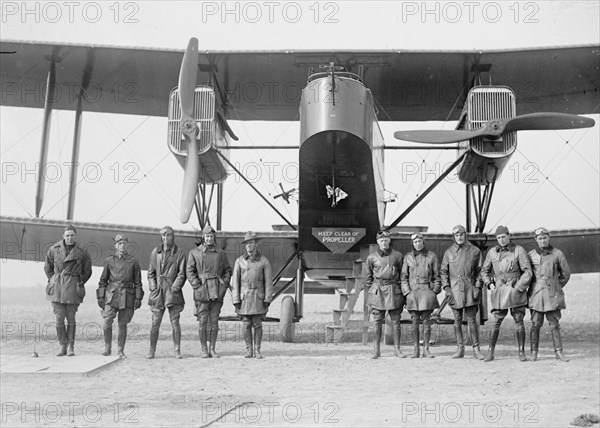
181,118,197,136
486,120,504,136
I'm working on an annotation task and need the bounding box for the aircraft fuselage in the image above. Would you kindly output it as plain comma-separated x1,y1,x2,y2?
298,72,384,279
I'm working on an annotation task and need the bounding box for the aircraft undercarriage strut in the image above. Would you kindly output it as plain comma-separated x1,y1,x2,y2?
216,150,296,230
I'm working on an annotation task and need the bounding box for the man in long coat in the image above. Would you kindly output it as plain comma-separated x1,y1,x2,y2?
97,233,144,358
440,225,485,360
481,225,532,362
187,225,232,358
365,230,405,359
232,232,273,359
147,226,187,359
44,224,92,356
401,232,441,358
528,227,571,362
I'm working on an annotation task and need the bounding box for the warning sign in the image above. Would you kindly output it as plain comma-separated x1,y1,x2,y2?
312,228,366,254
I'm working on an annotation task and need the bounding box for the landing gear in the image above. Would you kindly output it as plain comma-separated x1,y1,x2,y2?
280,295,296,342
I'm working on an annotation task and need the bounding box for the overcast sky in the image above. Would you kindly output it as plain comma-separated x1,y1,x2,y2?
1,1,599,236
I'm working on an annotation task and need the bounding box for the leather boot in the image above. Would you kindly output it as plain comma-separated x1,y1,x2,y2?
244,324,254,358
469,323,484,360
66,325,76,356
551,329,569,362
117,324,127,358
484,325,500,362
209,328,220,358
422,321,434,358
102,328,112,356
173,327,182,359
517,324,528,362
147,327,159,359
56,325,67,356
199,328,210,358
254,325,263,359
530,326,540,362
410,318,420,358
451,324,465,358
393,323,405,358
371,323,382,359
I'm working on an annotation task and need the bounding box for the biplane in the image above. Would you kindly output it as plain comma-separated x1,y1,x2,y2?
1,38,599,341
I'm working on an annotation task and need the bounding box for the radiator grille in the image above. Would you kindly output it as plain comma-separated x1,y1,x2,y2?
467,86,517,155
168,86,215,155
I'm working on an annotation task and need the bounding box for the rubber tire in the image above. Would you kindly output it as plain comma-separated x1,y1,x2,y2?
280,296,296,343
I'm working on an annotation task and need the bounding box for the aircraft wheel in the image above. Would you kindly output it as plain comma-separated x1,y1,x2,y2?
280,295,296,342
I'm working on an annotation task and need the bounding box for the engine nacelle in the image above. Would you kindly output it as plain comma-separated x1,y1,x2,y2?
167,86,230,184
457,86,517,184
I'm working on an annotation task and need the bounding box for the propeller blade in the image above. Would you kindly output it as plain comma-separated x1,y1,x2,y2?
179,38,198,120
393,129,484,144
180,133,200,223
504,112,595,132
178,38,200,223
394,112,595,144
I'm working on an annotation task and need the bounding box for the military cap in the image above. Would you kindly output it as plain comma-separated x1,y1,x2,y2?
495,225,510,236
410,232,424,241
452,225,466,234
534,227,550,237
376,230,391,239
203,225,217,235
160,225,174,235
114,233,128,243
241,231,259,244
63,224,77,234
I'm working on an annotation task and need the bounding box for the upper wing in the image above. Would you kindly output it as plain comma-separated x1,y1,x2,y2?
1,40,598,120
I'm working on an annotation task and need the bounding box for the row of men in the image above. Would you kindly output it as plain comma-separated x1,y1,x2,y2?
44,226,271,359
366,225,570,362
43,223,570,361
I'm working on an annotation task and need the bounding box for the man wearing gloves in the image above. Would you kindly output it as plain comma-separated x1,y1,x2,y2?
232,232,274,359
44,224,92,357
401,232,441,358
527,227,571,362
187,225,232,358
365,230,405,359
147,226,187,359
440,225,485,360
97,233,144,358
481,225,532,362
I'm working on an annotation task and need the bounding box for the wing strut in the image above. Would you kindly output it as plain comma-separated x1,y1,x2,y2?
466,166,498,233
385,152,467,230
216,183,223,230
67,50,94,219
216,151,296,231
35,57,58,217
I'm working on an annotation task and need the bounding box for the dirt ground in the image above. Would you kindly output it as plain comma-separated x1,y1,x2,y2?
1,273,599,427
